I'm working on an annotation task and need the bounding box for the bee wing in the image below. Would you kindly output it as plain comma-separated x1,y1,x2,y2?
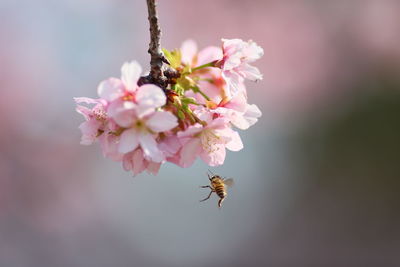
223,178,234,187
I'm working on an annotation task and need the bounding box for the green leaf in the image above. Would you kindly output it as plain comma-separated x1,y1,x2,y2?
162,48,182,69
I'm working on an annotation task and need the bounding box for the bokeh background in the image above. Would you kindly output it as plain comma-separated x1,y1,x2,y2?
1,0,400,266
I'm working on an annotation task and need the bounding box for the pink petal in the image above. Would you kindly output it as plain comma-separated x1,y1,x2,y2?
208,117,230,130
98,134,123,161
243,41,264,62
121,61,142,92
224,92,247,112
132,149,146,176
179,138,202,168
139,132,164,163
158,135,181,157
200,145,226,166
230,112,251,130
146,161,161,175
136,84,166,118
224,129,243,152
74,97,100,105
181,39,198,65
222,71,244,98
78,120,102,145
146,111,178,132
108,100,136,128
238,63,263,81
243,104,262,128
177,124,203,138
122,152,134,171
118,128,139,153
97,78,125,101
197,46,223,66
75,105,92,120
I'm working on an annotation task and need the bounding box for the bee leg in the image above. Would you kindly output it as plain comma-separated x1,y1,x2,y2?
200,191,213,202
218,197,225,208
200,185,212,189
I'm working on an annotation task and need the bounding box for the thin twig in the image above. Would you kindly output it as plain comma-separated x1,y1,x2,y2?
146,0,167,79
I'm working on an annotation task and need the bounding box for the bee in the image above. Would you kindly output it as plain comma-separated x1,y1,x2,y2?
200,171,234,208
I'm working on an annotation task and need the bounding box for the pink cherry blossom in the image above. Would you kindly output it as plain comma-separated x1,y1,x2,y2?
74,97,108,145
112,85,178,162
97,61,142,101
75,37,264,176
180,40,228,103
209,93,262,130
122,148,161,176
181,39,223,68
219,38,264,97
177,108,243,167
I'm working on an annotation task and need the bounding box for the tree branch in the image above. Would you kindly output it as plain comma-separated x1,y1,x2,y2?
146,0,166,78
138,0,179,89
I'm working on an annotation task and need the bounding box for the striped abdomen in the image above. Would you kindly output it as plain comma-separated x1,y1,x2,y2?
214,184,227,199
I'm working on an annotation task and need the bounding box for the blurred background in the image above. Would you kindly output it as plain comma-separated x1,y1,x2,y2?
1,0,400,266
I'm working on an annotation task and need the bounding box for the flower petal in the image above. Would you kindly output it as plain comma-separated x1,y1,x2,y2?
132,149,146,176
139,132,164,162
179,138,201,167
177,124,203,138
75,105,92,120
97,78,125,101
200,144,226,166
225,130,243,151
243,104,262,128
197,46,223,66
118,128,139,153
238,63,263,81
108,100,136,128
74,97,100,105
158,135,181,157
146,111,178,132
121,61,142,92
181,39,198,65
79,120,101,145
222,71,244,98
122,152,134,171
136,84,166,118
98,134,123,161
146,161,161,175
244,40,264,62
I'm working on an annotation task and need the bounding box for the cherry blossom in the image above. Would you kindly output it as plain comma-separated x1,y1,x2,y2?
177,108,243,167
208,93,262,130
123,148,161,176
218,38,264,97
74,97,108,145
75,37,263,176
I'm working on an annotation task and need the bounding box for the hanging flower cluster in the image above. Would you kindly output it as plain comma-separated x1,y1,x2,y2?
75,39,263,175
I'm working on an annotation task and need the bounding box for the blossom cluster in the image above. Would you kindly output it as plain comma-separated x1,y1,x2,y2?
75,39,263,175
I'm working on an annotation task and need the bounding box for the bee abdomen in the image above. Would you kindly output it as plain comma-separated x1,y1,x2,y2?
215,185,226,198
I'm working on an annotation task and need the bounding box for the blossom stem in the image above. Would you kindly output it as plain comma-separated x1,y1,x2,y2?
191,61,217,72
191,86,211,101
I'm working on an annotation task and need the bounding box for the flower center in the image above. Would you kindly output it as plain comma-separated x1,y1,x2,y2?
200,129,222,153
135,120,145,129
122,92,135,102
93,107,107,122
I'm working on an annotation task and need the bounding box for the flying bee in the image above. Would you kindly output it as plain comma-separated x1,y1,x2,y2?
200,171,234,208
